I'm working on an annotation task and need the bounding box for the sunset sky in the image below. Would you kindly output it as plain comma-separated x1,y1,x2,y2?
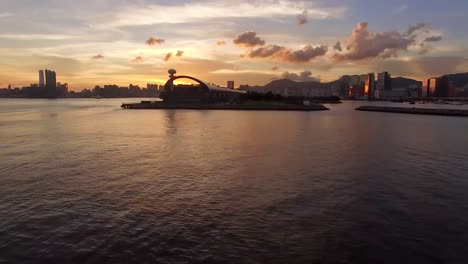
1,0,467,90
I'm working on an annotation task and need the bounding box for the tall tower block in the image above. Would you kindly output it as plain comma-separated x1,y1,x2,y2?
39,70,45,88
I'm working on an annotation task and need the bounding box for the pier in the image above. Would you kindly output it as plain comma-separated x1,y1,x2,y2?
121,101,329,111
356,106,468,117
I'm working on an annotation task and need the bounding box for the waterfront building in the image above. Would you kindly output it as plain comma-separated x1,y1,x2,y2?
227,81,235,89
434,76,450,97
45,69,57,98
147,83,158,90
56,82,69,97
365,73,375,100
348,74,366,99
378,77,422,100
39,70,45,88
377,72,392,91
160,69,246,104
129,84,141,97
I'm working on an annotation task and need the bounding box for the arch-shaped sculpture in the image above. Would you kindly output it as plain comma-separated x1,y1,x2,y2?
164,75,210,92
159,71,246,104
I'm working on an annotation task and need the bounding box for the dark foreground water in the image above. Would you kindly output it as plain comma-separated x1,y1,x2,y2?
1,99,468,264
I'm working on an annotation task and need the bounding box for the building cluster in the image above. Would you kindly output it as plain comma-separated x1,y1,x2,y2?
0,69,163,98
427,74,468,97
84,83,161,98
240,72,441,100
345,72,423,100
0,69,68,98
2,69,467,100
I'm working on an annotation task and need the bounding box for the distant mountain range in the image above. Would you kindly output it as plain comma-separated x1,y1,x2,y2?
241,77,349,97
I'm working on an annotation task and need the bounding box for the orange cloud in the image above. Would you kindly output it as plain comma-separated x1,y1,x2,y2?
247,44,328,63
233,31,265,47
145,37,165,46
333,22,417,61
164,53,172,61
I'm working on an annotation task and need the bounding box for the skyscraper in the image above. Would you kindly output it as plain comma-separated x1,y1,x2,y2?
366,73,375,100
377,72,392,91
45,69,57,98
227,81,234,89
435,76,449,97
39,70,45,88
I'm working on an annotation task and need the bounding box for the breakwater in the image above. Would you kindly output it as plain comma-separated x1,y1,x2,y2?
356,106,468,117
121,101,329,111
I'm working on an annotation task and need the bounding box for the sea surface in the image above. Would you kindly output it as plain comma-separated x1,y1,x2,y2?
1,98,468,264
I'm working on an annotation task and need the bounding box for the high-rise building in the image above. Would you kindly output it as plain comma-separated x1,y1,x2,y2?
39,70,45,88
45,69,57,98
227,81,235,89
435,76,449,97
365,73,375,100
377,72,392,91
348,75,366,98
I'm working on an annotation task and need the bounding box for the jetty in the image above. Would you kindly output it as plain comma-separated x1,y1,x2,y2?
356,106,468,117
121,101,329,111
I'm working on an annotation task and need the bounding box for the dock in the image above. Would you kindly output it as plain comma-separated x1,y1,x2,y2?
356,106,468,117
121,101,329,111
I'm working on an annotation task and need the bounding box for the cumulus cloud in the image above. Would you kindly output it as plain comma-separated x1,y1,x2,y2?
247,44,328,63
333,22,422,61
92,54,104,59
296,10,308,26
131,56,143,63
233,31,265,47
164,53,172,61
333,41,342,52
288,45,328,62
145,37,165,45
216,40,226,46
405,23,430,36
375,56,468,77
281,70,320,82
424,35,442,42
176,50,184,57
248,45,284,58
